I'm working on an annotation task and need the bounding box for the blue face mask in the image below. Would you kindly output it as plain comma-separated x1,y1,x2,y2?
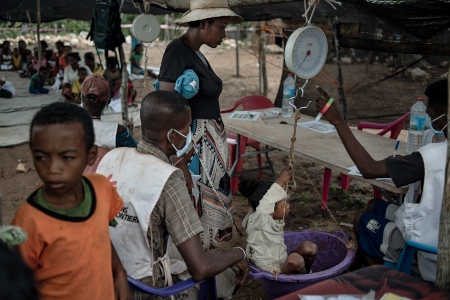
424,114,447,138
167,128,192,157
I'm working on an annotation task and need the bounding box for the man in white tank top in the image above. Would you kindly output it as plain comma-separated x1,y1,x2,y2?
81,75,137,174
315,80,447,282
98,91,249,299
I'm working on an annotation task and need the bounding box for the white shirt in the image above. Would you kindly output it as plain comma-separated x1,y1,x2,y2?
97,148,181,279
1,80,15,96
63,63,92,85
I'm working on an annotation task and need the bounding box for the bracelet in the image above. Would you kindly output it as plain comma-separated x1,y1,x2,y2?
234,246,247,263
320,98,334,115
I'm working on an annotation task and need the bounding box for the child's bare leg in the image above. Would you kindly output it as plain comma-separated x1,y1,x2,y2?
292,241,318,272
281,253,307,274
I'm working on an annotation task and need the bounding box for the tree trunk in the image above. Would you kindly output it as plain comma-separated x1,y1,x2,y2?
436,67,450,290
118,45,130,129
36,0,42,69
330,16,347,121
235,24,240,77
259,29,268,96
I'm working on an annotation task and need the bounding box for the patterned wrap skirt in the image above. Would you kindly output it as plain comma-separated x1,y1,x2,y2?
187,118,233,250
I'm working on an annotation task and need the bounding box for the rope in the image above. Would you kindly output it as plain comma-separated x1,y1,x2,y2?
287,109,301,192
296,162,354,248
303,0,342,25
143,0,151,14
140,42,151,89
131,0,143,14
271,0,350,277
273,108,302,279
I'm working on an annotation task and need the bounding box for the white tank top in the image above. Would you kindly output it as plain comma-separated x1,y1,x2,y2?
97,148,182,279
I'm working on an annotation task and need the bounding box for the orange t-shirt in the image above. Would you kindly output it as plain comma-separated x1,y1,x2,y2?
12,174,123,300
58,55,69,69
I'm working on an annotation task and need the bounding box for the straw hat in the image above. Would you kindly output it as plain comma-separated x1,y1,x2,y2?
175,0,243,26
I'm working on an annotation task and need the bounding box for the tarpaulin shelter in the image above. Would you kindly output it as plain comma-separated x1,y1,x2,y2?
1,0,450,42
1,0,450,288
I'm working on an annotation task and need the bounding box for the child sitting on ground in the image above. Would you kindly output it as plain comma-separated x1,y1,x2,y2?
12,102,129,299
111,77,137,104
130,44,157,77
32,47,47,70
29,66,49,94
242,166,318,274
103,56,121,94
71,67,88,103
0,41,13,71
12,48,22,70
58,45,71,71
130,44,143,75
0,78,15,98
20,54,35,78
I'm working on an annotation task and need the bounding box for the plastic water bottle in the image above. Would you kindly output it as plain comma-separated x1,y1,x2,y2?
406,97,427,154
282,74,295,118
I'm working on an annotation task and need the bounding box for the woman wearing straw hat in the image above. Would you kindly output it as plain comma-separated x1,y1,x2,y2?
158,0,243,252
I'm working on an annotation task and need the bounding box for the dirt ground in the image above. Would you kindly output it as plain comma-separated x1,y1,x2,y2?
0,40,447,299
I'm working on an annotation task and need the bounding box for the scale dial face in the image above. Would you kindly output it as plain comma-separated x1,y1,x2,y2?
131,14,161,43
285,26,328,79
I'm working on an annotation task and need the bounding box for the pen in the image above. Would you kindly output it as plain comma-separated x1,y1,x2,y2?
315,112,323,122
315,98,334,121
393,140,400,157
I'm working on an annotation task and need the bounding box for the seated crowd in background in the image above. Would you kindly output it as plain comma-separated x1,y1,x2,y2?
0,39,137,106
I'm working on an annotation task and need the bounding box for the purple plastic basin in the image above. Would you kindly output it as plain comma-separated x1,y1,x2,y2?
248,230,355,299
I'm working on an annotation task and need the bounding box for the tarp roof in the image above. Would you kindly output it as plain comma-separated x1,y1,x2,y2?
1,0,450,41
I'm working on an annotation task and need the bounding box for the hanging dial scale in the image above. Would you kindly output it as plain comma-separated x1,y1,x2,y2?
131,14,161,43
284,26,328,80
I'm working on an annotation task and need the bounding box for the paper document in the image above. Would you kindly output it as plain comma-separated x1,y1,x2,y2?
347,166,393,182
297,121,336,134
228,111,261,121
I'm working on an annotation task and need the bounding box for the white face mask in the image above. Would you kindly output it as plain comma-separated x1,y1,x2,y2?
167,128,192,157
424,114,447,138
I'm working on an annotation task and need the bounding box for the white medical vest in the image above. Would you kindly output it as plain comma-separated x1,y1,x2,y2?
395,141,447,282
93,119,118,149
97,148,181,279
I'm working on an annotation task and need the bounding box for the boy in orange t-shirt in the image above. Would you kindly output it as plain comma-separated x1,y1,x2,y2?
12,102,130,300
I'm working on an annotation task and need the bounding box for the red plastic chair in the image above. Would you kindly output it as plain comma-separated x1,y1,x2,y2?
357,112,410,139
321,112,410,210
221,95,275,193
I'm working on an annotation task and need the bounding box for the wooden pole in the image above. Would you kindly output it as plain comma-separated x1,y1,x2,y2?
0,188,2,226
165,14,169,41
329,16,347,121
436,67,450,289
118,45,131,129
258,22,262,94
235,24,240,77
259,27,268,96
36,0,42,69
